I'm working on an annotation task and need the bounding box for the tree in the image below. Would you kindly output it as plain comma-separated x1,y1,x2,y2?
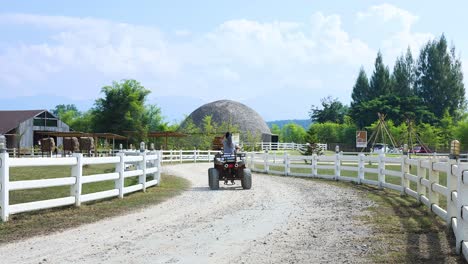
270,124,281,138
200,115,217,149
307,122,341,143
349,94,435,128
177,117,202,149
415,35,466,122
454,115,468,150
51,104,80,126
310,96,349,124
392,48,415,98
281,123,306,143
438,109,455,149
369,51,391,97
146,104,167,131
51,104,95,132
92,79,151,143
71,110,94,132
351,67,371,105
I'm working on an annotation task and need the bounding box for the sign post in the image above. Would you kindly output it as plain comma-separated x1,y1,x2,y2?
356,131,367,148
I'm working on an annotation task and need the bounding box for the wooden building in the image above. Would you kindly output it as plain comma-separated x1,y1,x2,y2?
0,110,70,149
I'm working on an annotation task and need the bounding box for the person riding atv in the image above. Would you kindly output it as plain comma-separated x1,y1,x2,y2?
208,132,252,190
223,132,240,154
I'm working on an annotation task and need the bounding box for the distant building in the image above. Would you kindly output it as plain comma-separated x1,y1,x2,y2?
0,110,70,149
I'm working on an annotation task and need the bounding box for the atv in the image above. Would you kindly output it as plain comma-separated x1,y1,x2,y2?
208,152,252,190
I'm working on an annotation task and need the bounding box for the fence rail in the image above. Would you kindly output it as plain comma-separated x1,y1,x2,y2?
242,142,325,152
0,151,161,222
245,151,468,260
160,150,216,163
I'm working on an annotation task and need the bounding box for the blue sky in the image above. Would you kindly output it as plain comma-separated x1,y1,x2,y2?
0,1,467,122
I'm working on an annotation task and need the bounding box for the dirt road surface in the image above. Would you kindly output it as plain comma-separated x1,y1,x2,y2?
0,163,374,263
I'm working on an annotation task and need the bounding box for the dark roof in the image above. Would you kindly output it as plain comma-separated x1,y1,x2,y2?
0,110,46,134
35,131,127,140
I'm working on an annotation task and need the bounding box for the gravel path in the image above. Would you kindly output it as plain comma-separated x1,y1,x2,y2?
0,163,375,263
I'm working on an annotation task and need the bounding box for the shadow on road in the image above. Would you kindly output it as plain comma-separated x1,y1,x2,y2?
190,186,247,192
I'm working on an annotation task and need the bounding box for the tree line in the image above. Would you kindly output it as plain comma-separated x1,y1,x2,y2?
308,35,467,151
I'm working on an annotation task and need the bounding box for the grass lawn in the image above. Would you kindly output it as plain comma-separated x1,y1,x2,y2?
0,165,191,244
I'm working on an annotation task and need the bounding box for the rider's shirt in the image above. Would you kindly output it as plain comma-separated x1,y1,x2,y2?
223,139,236,154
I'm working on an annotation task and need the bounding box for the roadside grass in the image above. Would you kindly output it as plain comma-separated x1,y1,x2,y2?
357,185,461,263
253,165,462,263
0,165,190,244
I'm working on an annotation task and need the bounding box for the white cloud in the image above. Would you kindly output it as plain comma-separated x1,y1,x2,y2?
356,4,433,64
0,6,453,119
310,12,374,65
357,3,417,32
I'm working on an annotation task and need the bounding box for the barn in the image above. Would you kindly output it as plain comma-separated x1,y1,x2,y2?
0,110,70,149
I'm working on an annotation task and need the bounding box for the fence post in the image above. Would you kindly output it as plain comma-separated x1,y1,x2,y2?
208,150,211,162
13,148,16,158
447,162,457,229
155,150,161,186
71,153,83,206
456,169,468,254
264,152,269,174
139,152,147,192
194,149,197,163
378,153,385,189
312,154,317,177
401,155,409,196
284,153,289,176
261,142,264,151
428,158,439,211
417,159,426,204
115,152,125,198
179,150,182,163
334,152,341,180
358,153,364,184
0,152,10,222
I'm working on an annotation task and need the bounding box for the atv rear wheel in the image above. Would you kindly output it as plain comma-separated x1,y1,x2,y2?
208,168,214,189
241,168,252,189
209,168,219,190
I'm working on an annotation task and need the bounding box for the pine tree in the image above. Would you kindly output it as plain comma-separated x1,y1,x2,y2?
370,51,391,97
351,67,370,105
415,35,466,121
392,47,415,98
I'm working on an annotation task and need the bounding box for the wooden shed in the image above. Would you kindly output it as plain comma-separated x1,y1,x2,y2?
0,110,70,149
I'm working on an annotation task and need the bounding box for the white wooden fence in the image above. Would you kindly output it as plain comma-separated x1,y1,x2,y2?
0,151,161,222
160,150,216,163
246,151,468,260
243,142,322,151
4,147,468,260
